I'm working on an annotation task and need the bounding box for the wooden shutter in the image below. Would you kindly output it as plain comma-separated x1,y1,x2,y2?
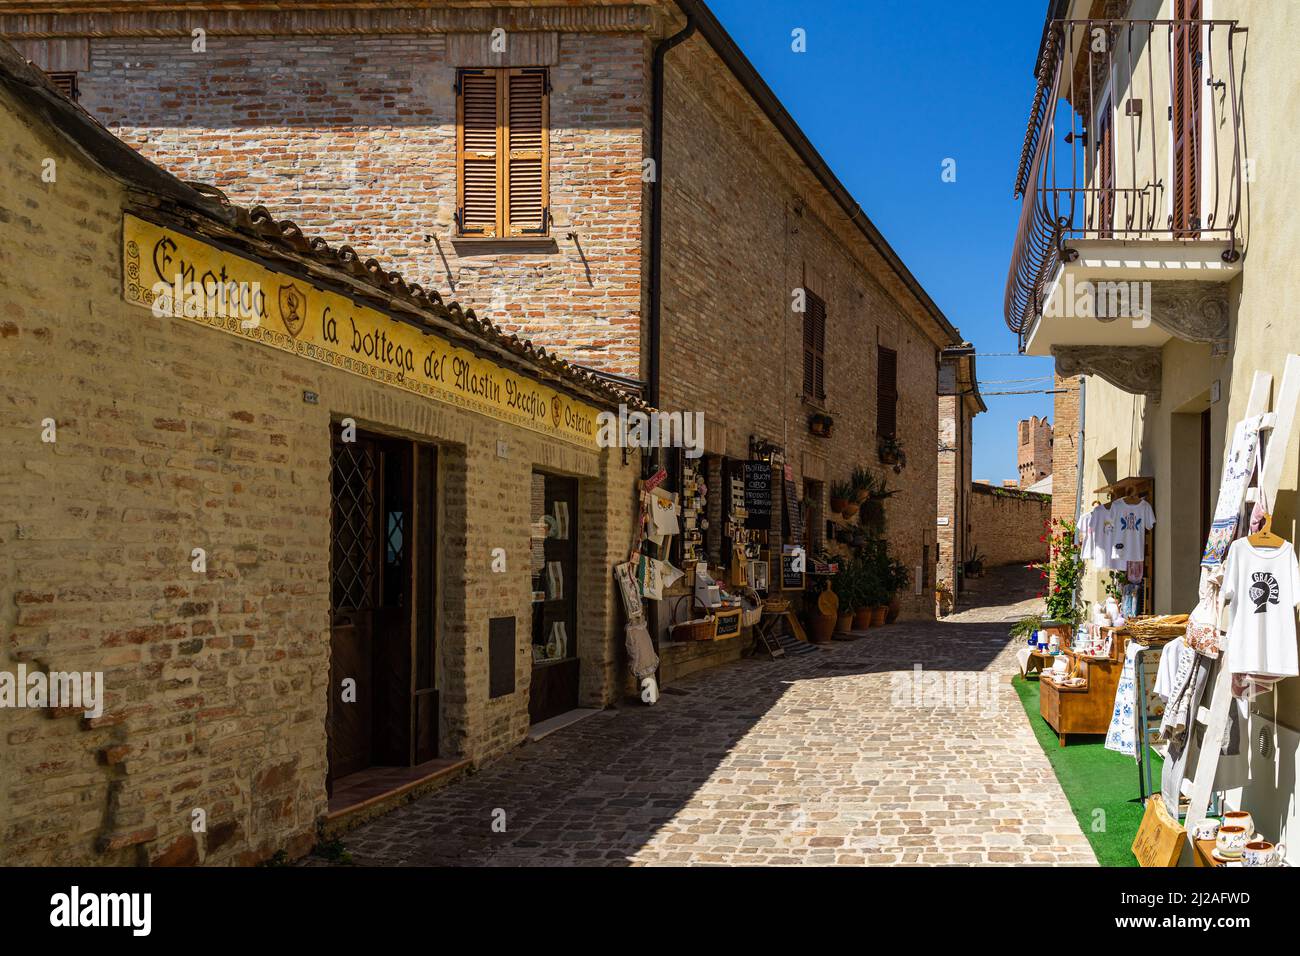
47,71,78,101
802,290,826,401
877,347,898,440
457,69,500,237
505,69,549,236
1171,0,1201,238
1098,100,1114,238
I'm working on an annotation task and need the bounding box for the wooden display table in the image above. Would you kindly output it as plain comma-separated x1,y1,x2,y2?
1039,645,1126,747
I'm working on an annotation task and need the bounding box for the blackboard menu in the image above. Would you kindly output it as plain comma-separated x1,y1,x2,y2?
743,461,772,530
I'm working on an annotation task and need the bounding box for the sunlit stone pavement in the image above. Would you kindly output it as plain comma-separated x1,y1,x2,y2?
307,565,1096,866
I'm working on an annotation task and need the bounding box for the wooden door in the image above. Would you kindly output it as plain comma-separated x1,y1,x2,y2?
328,433,380,782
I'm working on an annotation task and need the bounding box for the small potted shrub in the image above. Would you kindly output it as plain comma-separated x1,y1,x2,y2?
831,562,857,634
878,436,906,472
809,412,834,437
850,465,874,504
885,558,909,623
829,480,853,516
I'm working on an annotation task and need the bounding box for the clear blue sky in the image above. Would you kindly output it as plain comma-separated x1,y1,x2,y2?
708,0,1054,484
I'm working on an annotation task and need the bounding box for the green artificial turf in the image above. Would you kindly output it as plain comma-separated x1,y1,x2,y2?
1012,674,1163,867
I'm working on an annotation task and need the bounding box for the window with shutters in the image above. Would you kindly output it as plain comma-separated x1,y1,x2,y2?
876,347,898,440
1171,0,1202,238
801,289,826,403
456,68,549,238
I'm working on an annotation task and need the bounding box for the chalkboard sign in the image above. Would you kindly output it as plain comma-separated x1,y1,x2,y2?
781,549,805,590
714,608,742,638
488,617,516,699
743,461,772,529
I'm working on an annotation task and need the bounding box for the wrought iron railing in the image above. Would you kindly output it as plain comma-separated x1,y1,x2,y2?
1005,18,1245,340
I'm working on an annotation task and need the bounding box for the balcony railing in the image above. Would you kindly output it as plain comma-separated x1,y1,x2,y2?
1005,18,1245,340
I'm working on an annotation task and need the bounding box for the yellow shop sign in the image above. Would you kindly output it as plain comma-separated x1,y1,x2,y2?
121,214,600,447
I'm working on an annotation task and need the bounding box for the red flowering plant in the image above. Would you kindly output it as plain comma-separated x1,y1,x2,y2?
1029,517,1083,625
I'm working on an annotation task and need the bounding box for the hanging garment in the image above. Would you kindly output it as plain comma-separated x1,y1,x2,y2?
1160,652,1246,810
1105,640,1142,757
1202,416,1263,566
624,621,659,679
1154,636,1186,700
1111,498,1155,565
1185,567,1226,658
1220,537,1300,684
1077,507,1096,560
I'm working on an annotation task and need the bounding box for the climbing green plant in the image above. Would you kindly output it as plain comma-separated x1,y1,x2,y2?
1030,517,1083,625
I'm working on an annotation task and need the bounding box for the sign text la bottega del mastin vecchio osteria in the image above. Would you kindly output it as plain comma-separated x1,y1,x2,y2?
121,214,601,448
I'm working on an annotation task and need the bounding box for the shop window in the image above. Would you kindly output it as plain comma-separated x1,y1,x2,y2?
877,346,898,440
456,67,549,237
802,289,826,402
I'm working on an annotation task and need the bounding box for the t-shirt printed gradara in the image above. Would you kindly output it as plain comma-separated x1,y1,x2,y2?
1111,498,1155,563
1221,538,1300,680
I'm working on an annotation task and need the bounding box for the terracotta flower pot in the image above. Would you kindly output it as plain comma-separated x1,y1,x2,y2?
809,613,836,644
853,608,873,630
871,605,888,627
835,612,852,634
830,496,849,514
840,501,860,519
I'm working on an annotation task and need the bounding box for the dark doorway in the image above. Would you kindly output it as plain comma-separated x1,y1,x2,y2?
328,426,438,793
529,472,580,724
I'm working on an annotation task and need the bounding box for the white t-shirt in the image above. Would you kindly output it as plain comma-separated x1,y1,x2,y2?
1086,503,1124,570
1221,539,1300,679
1110,499,1155,564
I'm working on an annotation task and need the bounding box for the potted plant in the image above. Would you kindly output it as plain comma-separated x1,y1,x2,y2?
829,480,853,517
878,435,907,472
850,465,874,504
808,412,834,438
831,562,857,634
885,558,909,623
963,548,986,579
854,556,879,629
807,585,838,644
857,472,896,535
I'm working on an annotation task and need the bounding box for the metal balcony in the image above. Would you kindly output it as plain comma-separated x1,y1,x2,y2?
1005,18,1246,351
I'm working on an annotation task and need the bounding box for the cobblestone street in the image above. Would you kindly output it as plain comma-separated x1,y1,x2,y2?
315,565,1096,866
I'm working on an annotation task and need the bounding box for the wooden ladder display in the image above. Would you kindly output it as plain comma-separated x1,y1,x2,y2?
1181,355,1300,859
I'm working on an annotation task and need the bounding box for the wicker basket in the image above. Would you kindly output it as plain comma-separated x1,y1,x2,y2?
1126,614,1189,643
670,595,715,642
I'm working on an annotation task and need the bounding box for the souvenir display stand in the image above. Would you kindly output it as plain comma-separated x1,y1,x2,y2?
1180,359,1300,864
1039,626,1129,747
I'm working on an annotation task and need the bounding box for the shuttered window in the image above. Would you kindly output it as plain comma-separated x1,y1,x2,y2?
1171,0,1201,238
802,289,826,402
456,68,549,238
877,346,898,440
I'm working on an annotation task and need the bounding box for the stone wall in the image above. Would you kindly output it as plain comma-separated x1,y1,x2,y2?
0,90,637,865
967,484,1050,571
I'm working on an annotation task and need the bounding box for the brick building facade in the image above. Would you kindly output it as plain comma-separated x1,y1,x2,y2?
0,1,964,628
0,46,639,865
1016,414,1052,488
935,349,984,601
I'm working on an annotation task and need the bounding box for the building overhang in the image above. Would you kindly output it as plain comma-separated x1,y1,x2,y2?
1022,240,1241,395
